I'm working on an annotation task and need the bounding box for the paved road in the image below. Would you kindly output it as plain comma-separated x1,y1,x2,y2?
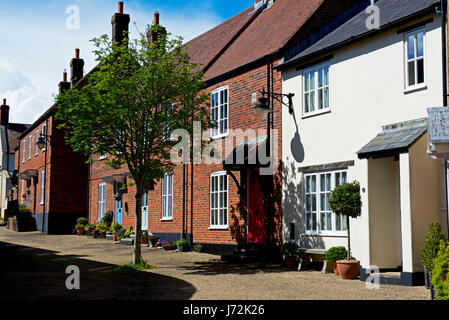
0,227,429,300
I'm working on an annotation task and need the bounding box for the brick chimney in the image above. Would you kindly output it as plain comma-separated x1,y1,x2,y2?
70,48,84,87
0,98,10,126
146,12,167,45
59,70,70,93
112,1,130,44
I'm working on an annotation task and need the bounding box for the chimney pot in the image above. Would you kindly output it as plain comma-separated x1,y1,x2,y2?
75,48,80,59
0,98,9,126
63,71,67,82
2,99,5,106
118,1,124,14
154,12,159,25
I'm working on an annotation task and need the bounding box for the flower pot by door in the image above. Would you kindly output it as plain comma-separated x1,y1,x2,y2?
336,260,360,279
285,256,296,268
333,262,339,276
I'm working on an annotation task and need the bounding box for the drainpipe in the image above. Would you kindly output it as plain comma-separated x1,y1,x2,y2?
42,115,49,233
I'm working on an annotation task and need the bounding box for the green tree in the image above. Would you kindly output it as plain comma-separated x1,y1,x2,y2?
56,25,210,264
328,181,362,261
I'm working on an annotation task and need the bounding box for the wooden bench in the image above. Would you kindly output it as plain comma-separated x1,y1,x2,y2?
297,248,333,273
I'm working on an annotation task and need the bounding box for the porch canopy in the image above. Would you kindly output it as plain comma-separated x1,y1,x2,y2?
357,118,427,159
100,171,132,185
17,169,38,181
223,136,270,171
427,107,449,159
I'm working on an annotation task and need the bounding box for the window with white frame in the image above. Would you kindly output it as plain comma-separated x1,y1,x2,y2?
98,183,106,220
28,135,32,160
21,179,25,205
304,170,348,235
303,62,330,115
40,170,45,205
210,172,228,229
42,123,47,151
22,141,26,163
405,28,425,89
210,86,229,138
35,129,39,156
161,173,173,220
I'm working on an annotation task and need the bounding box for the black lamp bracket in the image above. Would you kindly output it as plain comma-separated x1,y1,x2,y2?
260,87,295,114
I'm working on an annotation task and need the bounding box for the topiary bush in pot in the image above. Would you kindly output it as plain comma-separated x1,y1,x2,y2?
280,242,299,268
431,240,449,300
421,222,447,289
325,246,348,275
328,181,362,279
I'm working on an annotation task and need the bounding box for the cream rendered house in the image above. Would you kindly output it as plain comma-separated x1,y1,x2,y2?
278,0,446,285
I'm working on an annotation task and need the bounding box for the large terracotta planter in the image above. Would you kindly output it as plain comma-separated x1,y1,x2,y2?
113,233,118,241
141,237,148,245
336,260,360,279
285,256,296,268
333,262,339,276
76,228,85,236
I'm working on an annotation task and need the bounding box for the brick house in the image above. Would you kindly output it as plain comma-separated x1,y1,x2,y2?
14,52,89,234
86,0,370,254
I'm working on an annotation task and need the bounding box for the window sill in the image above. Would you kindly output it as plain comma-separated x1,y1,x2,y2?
302,109,331,119
211,133,229,140
302,232,347,237
404,84,427,94
160,218,173,222
208,226,229,230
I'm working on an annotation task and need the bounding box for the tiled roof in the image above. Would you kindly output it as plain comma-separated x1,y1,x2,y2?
357,118,428,158
203,0,326,80
6,123,31,152
280,0,440,68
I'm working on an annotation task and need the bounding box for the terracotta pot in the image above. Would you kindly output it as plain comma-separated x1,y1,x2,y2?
76,228,85,236
333,262,339,276
285,256,296,268
141,237,148,245
163,245,177,251
336,260,360,279
113,233,118,241
101,232,107,239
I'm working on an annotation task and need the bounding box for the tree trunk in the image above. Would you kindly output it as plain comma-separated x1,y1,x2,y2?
347,215,351,261
133,189,143,265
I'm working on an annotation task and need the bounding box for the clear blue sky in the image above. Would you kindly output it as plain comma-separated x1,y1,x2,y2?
0,0,253,123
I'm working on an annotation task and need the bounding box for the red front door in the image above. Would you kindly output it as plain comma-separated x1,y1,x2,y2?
248,171,264,243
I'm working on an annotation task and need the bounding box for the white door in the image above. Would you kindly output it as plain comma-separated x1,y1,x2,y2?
142,190,148,231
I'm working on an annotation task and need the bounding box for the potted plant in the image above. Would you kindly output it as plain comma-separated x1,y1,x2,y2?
431,240,449,300
101,210,114,227
75,223,85,236
325,246,348,275
163,240,177,251
176,239,188,252
149,235,160,247
96,222,109,238
421,222,447,289
75,217,88,236
328,181,362,280
112,193,122,201
141,230,149,245
85,224,95,233
111,222,123,241
280,241,299,268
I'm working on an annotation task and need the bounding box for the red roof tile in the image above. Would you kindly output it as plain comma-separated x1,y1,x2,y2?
202,0,325,80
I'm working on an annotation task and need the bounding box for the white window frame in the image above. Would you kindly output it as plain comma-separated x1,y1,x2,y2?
28,135,32,160
35,129,39,156
98,183,106,221
210,86,229,139
302,62,330,117
22,141,26,163
40,170,45,205
404,27,426,91
42,123,47,151
161,173,173,220
21,179,25,205
303,169,348,236
209,171,229,229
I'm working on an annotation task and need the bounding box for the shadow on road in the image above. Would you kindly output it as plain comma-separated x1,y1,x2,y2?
0,241,196,300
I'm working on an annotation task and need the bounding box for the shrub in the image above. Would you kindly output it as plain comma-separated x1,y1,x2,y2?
101,211,114,227
325,246,348,262
76,217,88,226
111,222,123,233
192,245,202,252
96,222,109,234
421,222,447,271
431,240,449,300
175,239,188,247
280,242,299,257
124,230,133,238
141,230,149,238
75,223,85,230
18,204,31,214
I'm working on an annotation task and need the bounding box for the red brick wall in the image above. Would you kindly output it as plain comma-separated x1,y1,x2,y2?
87,58,284,247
